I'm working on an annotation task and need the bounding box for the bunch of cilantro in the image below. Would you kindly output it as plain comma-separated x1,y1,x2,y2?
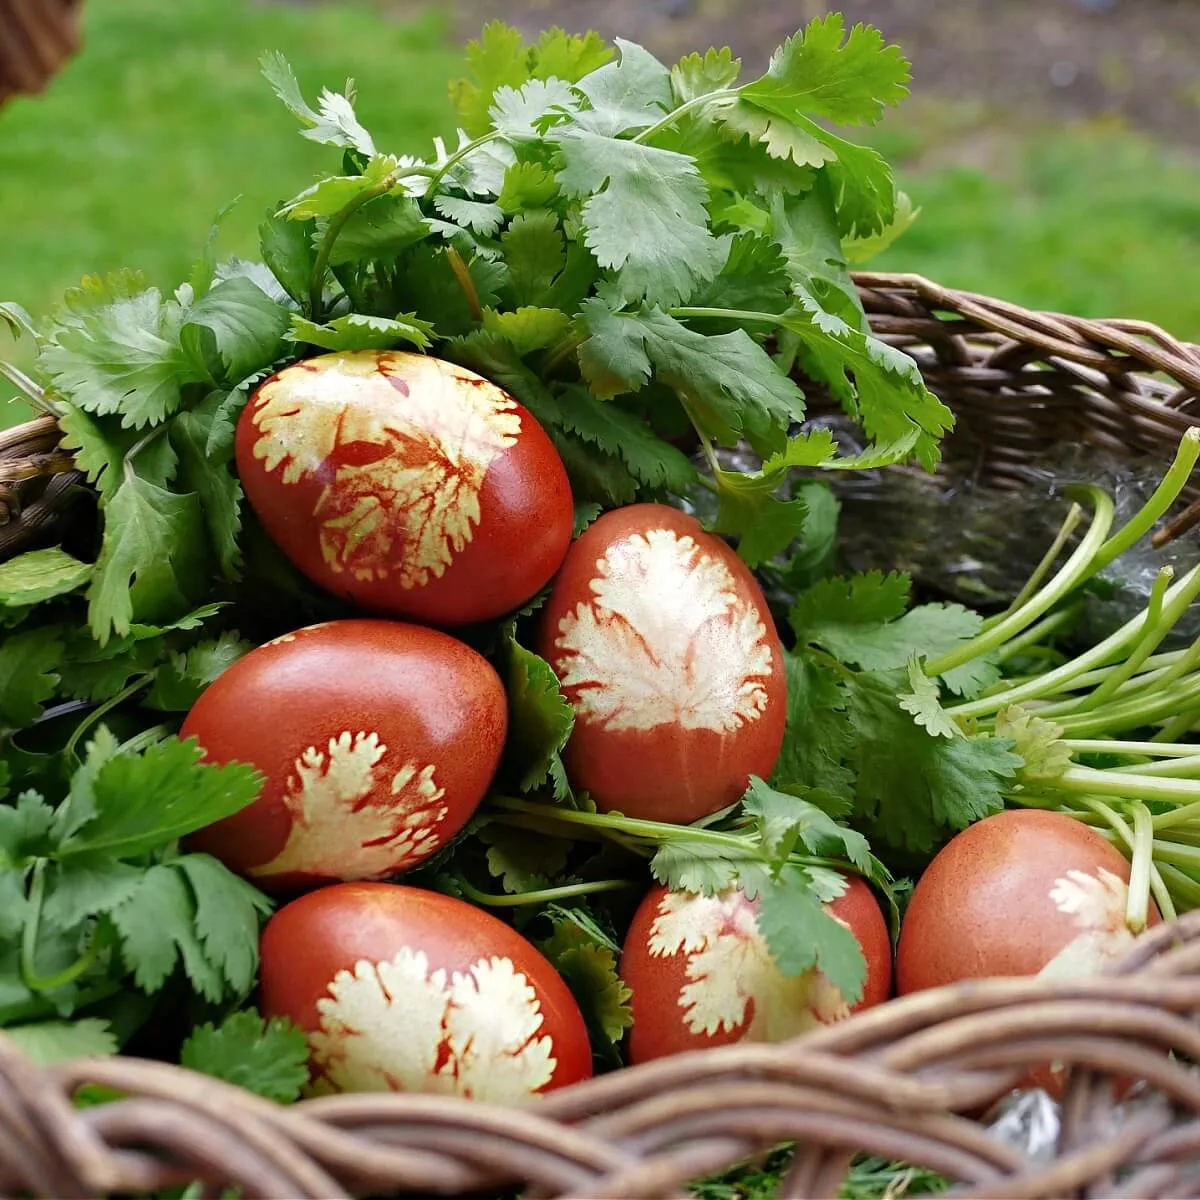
0,14,969,1092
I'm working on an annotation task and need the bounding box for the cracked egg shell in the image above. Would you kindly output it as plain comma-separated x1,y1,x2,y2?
619,877,892,1065
181,619,507,894
535,504,786,824
896,809,1161,995
234,349,574,627
259,882,593,1100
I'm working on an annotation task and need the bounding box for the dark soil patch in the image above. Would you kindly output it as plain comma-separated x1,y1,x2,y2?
445,0,1200,149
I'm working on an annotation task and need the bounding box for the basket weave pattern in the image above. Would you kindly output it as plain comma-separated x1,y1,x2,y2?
3,914,1200,1199
5,273,1200,1198
0,0,82,107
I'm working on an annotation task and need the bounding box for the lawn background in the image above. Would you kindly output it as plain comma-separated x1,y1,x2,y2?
3,0,1199,430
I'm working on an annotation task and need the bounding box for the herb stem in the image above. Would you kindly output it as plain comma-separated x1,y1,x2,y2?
986,503,1083,631
1089,428,1200,575
64,672,156,765
1082,800,1174,925
20,860,103,993
445,247,483,322
1127,802,1155,931
932,485,1115,686
631,90,739,144
1110,753,1200,777
0,360,59,416
1155,706,1200,744
1054,764,1200,806
424,130,504,193
992,604,1082,665
456,878,632,907
541,330,586,378
1064,739,1200,758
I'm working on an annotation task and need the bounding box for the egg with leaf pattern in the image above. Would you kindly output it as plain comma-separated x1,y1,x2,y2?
235,349,574,626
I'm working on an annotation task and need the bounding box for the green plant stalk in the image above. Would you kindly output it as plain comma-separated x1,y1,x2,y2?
1152,800,1200,832
1088,427,1200,575
928,485,1115,679
1155,862,1200,910
1154,705,1200,744
64,672,156,765
423,129,504,192
1083,800,1175,924
1077,567,1174,711
1055,675,1200,737
1110,753,1200,778
1126,802,1155,931
1064,739,1200,759
20,860,103,993
985,502,1084,632
951,561,1200,721
1051,764,1200,806
632,89,739,144
457,878,633,908
992,605,1083,667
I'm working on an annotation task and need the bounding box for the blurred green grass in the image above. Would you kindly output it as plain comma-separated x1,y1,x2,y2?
3,2,1200,433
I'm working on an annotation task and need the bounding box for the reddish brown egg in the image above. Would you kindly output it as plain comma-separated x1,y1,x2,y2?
260,883,593,1101
536,504,786,824
235,349,574,626
896,809,1160,994
619,877,893,1065
181,619,506,893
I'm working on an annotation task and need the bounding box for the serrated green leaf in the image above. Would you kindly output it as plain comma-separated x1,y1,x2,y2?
328,194,430,266
39,284,198,430
0,869,26,939
742,777,871,870
432,195,505,237
497,211,568,310
180,1009,309,1103
42,858,143,930
278,154,401,221
497,162,559,213
289,312,434,352
449,22,534,137
179,277,289,387
556,130,724,307
144,633,251,712
897,660,958,740
755,866,866,1002
577,301,805,456
87,474,208,646
670,46,742,102
739,13,910,128
995,707,1070,781
0,790,57,864
504,633,574,798
4,1019,117,1065
490,78,578,139
0,627,64,728
261,51,376,155
571,39,673,137
481,306,571,357
0,549,92,607
58,737,263,861
650,840,744,895
478,825,571,893
537,914,632,1048
170,406,244,581
530,28,614,84
259,210,317,306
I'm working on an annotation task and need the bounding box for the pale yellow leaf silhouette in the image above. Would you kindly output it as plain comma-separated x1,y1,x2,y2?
1038,867,1137,981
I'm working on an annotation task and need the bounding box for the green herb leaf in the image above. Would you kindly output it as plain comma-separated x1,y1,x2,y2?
57,737,263,861
478,825,571,893
571,39,672,137
3,1019,117,1064
289,312,434,352
42,858,143,929
0,549,92,607
144,633,251,712
481,306,571,356
39,278,197,430
87,474,208,645
650,839,743,895
556,131,723,307
179,277,289,386
503,632,573,798
170,403,244,580
995,707,1072,782
896,660,958,740
261,51,376,156
259,211,317,306
755,865,866,1002
537,911,633,1049
449,22,536,137
180,1009,309,1102
328,195,430,266
0,627,64,728
671,46,742,101
742,777,870,870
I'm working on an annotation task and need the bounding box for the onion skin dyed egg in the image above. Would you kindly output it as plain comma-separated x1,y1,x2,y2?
259,882,593,1101
182,619,507,893
536,503,787,824
619,877,892,1065
234,349,574,627
896,809,1160,996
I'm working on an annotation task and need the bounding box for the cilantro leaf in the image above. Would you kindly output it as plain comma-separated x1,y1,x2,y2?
57,737,263,861
897,660,958,740
42,858,143,930
289,312,433,352
170,405,244,581
259,210,317,306
556,386,697,493
87,474,208,645
671,46,742,101
490,79,578,140
0,790,58,865
180,1010,309,1103
555,131,724,307
686,232,791,317
478,825,571,893
3,1019,117,1065
530,28,613,85
571,39,672,136
739,13,910,128
145,633,251,712
0,549,92,607
994,707,1072,782
537,912,633,1050
497,163,559,213
577,301,805,455
771,652,857,808
742,777,870,870
261,52,376,155
278,154,401,221
844,669,1022,853
496,211,596,312
711,431,838,566
328,195,430,266
449,22,536,137
174,854,273,996
481,306,571,357
503,632,573,798
755,865,866,1002
179,277,289,386
650,839,744,895
0,627,64,728
39,282,198,430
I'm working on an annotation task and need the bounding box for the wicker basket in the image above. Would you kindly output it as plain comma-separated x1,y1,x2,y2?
5,272,1200,1199
0,0,83,107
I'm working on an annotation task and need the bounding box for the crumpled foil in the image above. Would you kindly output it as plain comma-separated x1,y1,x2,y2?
685,416,1200,646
